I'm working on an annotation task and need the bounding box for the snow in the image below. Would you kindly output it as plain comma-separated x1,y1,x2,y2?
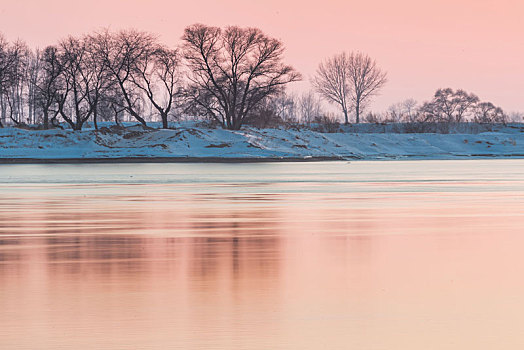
0,122,523,161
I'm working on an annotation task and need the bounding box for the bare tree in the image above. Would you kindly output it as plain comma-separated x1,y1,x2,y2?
419,88,479,123
35,45,63,129
83,35,115,130
430,88,479,123
298,91,323,124
507,111,523,123
244,96,282,128
0,34,10,127
387,99,418,123
92,29,157,126
182,24,301,130
347,52,387,123
312,52,351,124
314,52,387,124
474,102,506,124
0,36,45,128
1,39,30,126
130,45,181,128
364,111,383,123
99,83,127,125
246,91,297,127
0,34,21,127
56,35,100,131
273,91,297,123
22,49,44,125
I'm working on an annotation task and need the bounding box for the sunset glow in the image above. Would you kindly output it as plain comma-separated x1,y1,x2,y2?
1,0,523,112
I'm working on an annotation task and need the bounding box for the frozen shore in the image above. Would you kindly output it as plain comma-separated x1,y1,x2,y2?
1,122,523,163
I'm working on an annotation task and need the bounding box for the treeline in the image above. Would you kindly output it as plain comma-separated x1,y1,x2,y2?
0,24,299,131
0,30,181,130
367,89,517,125
0,25,521,132
246,88,522,132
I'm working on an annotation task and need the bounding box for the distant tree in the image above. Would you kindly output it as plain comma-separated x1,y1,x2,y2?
0,37,48,127
387,99,418,123
312,52,351,124
25,49,41,125
419,88,479,123
129,45,181,128
313,52,387,124
298,91,323,124
98,83,127,125
347,52,387,124
0,34,10,127
53,35,115,131
272,91,297,123
92,29,157,127
82,35,115,130
312,113,340,133
244,97,283,128
55,36,96,130
182,24,301,130
247,91,298,127
364,111,383,123
474,102,506,124
1,36,27,127
507,111,524,123
1,39,30,126
35,45,63,129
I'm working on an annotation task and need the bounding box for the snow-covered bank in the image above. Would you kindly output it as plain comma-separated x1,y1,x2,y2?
0,122,523,162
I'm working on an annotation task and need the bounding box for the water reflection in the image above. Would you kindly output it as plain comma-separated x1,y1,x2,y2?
1,161,524,349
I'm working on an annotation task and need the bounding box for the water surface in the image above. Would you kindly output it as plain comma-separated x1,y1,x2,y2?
1,160,524,349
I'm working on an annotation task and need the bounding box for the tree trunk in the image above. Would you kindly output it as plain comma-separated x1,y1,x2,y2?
116,80,147,126
0,95,4,126
93,107,99,130
232,117,243,130
63,119,75,130
355,101,360,124
74,119,84,131
225,114,233,130
43,109,49,130
343,108,349,125
130,110,147,126
59,109,78,131
51,115,62,129
161,112,168,129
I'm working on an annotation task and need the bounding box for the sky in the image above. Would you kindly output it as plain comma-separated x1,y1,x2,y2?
1,0,523,113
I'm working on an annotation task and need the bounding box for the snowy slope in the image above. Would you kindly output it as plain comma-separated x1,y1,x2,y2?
0,123,523,161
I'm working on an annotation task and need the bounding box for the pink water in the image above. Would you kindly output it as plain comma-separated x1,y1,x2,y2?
1,160,523,349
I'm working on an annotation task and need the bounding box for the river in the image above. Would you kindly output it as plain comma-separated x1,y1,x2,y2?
1,160,523,349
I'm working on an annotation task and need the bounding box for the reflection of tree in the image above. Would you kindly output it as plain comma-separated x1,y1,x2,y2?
0,238,23,274
187,210,282,288
0,205,283,288
0,190,288,305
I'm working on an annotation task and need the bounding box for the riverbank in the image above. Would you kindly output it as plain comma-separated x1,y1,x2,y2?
1,122,523,162
0,156,346,164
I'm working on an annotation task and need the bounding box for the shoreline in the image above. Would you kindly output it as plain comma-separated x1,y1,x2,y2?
1,154,524,164
0,156,347,164
1,123,523,164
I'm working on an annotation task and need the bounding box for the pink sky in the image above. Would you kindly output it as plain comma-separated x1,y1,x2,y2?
1,0,523,112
